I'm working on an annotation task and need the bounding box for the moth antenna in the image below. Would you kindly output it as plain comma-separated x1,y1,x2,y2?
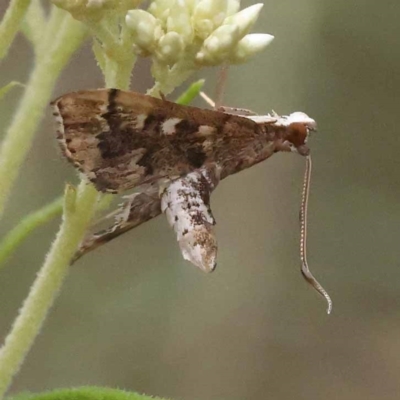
199,91,216,108
200,65,229,110
300,155,333,314
215,64,229,109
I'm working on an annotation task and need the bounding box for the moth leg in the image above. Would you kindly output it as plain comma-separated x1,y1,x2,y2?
199,91,258,116
217,106,258,116
199,91,216,108
161,164,221,273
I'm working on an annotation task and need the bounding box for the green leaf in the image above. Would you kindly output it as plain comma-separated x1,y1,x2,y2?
7,387,172,400
0,0,31,60
175,79,205,105
0,197,62,268
0,81,23,101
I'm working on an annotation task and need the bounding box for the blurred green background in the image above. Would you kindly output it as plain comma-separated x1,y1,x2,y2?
1,1,400,399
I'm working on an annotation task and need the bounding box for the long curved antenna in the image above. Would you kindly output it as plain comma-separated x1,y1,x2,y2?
300,155,333,314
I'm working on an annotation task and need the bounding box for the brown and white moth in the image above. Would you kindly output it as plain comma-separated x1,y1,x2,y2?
52,89,332,313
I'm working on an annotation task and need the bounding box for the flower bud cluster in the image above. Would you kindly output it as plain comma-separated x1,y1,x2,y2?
126,0,274,66
51,0,141,21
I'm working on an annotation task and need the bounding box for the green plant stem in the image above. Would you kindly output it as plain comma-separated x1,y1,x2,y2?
0,197,63,269
0,10,86,220
148,59,196,97
0,0,31,60
86,20,123,60
0,35,132,398
21,0,47,52
104,56,135,89
0,182,98,399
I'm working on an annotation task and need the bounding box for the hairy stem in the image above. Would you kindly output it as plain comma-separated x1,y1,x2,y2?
104,56,135,89
0,182,98,399
0,10,86,220
20,0,46,51
0,33,134,397
148,59,196,97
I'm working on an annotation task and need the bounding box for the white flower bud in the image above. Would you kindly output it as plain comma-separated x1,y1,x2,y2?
193,19,215,40
196,24,240,65
126,9,163,53
229,33,274,63
155,31,185,65
223,3,264,38
52,0,141,20
120,0,141,11
148,0,172,24
193,0,229,39
182,0,198,14
86,0,105,9
167,0,193,44
226,0,240,16
51,0,92,20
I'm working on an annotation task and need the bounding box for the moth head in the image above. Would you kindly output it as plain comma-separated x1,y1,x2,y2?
279,112,317,156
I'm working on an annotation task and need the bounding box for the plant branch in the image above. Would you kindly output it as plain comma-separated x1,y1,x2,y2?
0,11,86,220
0,29,133,398
21,0,47,52
0,182,98,399
0,0,31,61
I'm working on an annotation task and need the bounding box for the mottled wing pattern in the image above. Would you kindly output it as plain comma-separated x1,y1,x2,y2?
72,185,162,263
73,164,220,268
52,89,261,193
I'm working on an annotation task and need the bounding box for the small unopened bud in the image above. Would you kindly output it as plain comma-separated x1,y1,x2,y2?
148,0,171,22
52,0,141,20
193,0,229,39
226,0,240,16
229,33,274,63
167,1,193,44
223,3,264,37
126,9,162,53
196,24,240,65
155,32,185,65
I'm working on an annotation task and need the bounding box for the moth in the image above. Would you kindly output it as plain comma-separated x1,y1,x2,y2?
52,89,332,313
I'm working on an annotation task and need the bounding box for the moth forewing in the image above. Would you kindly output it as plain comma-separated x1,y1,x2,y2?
52,89,261,193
